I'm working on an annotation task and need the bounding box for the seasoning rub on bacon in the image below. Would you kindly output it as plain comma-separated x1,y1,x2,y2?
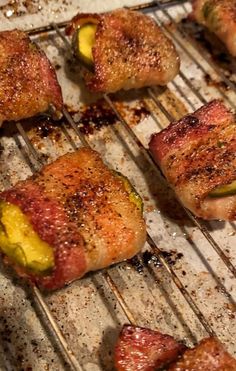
114,325,186,371
0,148,146,290
191,0,236,56
149,100,236,220
114,325,236,371
0,29,63,125
169,337,236,371
66,8,180,93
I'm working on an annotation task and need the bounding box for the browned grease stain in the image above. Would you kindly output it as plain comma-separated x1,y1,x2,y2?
26,117,63,149
128,250,184,274
113,100,150,127
70,99,150,133
76,100,118,135
204,73,230,90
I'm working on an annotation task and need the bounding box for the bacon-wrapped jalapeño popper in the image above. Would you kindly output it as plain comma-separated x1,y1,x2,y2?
65,8,180,93
0,29,63,125
149,100,236,220
0,148,146,290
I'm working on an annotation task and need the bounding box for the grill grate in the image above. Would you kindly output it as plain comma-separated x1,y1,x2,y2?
0,1,236,370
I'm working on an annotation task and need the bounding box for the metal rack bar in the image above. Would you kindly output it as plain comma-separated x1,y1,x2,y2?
170,80,196,111
103,272,136,325
33,286,83,371
147,234,216,336
177,71,207,105
16,122,42,163
26,0,188,36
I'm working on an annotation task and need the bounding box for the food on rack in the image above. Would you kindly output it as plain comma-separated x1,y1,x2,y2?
114,325,236,370
191,0,236,56
149,99,236,220
0,148,146,290
66,9,180,93
0,29,63,125
169,337,236,370
74,20,98,67
114,324,186,371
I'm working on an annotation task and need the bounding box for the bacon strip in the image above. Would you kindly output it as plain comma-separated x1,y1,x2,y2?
149,100,236,220
0,29,63,125
66,9,180,93
0,148,146,290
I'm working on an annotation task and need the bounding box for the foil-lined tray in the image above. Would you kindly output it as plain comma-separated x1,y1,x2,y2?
0,1,235,370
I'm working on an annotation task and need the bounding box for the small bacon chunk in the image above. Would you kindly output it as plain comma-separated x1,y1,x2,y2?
114,325,186,371
149,100,236,220
0,29,63,125
169,337,236,371
66,9,180,93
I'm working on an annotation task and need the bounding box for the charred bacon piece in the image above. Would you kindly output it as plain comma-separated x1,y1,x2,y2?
169,337,236,371
114,325,186,371
191,0,236,56
0,148,146,290
0,29,63,125
149,100,236,220
66,9,180,93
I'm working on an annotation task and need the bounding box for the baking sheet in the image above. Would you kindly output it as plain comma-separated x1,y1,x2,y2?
0,1,236,370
